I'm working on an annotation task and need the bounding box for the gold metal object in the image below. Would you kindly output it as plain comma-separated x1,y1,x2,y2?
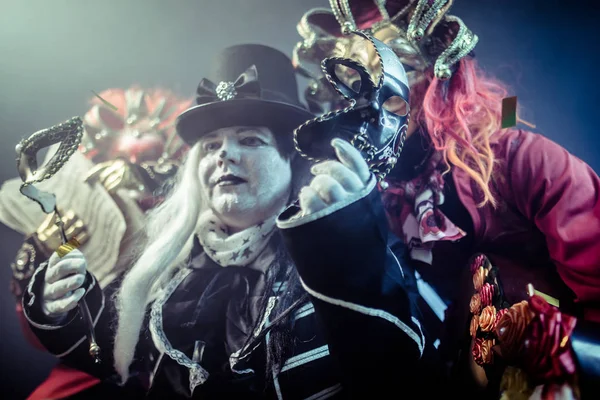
84,159,145,193
36,209,89,255
56,237,81,258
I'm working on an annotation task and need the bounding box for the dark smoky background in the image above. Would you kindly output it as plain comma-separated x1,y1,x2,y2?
1,0,598,398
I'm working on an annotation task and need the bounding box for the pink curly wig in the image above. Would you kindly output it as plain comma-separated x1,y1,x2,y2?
408,58,510,207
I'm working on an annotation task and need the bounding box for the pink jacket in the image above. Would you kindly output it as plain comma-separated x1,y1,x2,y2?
450,129,600,322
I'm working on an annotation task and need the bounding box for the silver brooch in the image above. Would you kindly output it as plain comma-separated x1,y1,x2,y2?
215,81,237,101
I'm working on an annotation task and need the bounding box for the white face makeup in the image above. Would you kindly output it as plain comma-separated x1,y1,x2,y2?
197,126,292,233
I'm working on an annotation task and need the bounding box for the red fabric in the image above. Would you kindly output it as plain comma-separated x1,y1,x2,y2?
498,130,600,322
383,151,466,264
460,130,600,322
523,295,578,383
27,364,100,400
16,304,100,399
384,129,600,323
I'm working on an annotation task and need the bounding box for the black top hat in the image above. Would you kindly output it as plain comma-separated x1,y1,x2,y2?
176,44,314,146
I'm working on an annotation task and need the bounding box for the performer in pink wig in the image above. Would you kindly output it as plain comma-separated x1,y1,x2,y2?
293,1,600,398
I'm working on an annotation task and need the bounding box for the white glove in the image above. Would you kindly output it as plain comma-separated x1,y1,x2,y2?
299,138,371,215
41,249,87,318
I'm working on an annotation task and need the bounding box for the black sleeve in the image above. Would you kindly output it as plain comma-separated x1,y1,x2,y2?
278,181,425,396
21,263,151,386
10,234,51,302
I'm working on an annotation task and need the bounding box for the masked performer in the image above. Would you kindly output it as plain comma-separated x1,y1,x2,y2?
20,44,424,399
0,87,191,399
293,1,600,398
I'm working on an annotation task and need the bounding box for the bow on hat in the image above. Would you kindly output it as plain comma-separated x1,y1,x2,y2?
196,65,262,104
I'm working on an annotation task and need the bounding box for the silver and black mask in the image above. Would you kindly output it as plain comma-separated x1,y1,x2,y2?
294,30,410,186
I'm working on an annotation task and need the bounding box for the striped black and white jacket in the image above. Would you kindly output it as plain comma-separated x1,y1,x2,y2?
23,179,425,399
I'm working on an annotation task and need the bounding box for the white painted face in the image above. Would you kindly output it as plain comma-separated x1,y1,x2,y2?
197,126,292,233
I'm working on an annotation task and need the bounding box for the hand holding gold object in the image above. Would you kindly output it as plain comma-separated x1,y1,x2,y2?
16,117,101,363
36,209,89,255
53,232,100,362
48,195,101,364
84,159,146,194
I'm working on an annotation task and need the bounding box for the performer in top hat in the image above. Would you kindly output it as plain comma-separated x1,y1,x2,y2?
0,87,191,399
293,0,600,398
20,44,424,399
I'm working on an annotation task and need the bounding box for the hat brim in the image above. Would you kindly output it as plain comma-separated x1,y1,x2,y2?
176,99,314,145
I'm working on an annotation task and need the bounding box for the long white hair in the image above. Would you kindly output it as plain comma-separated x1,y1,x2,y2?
112,129,310,382
113,143,203,382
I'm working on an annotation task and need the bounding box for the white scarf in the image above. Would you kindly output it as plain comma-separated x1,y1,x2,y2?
196,209,277,267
